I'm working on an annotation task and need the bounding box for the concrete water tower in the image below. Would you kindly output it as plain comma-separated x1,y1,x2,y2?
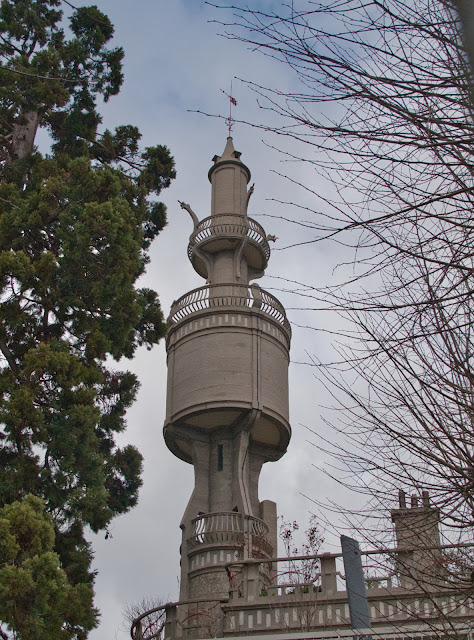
164,137,292,610
130,138,474,640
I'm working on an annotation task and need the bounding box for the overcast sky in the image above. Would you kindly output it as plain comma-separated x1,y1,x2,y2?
57,2,363,638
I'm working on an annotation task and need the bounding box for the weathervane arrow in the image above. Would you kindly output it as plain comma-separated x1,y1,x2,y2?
221,82,237,136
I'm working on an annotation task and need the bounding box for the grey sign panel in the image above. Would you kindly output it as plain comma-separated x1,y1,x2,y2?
341,535,372,640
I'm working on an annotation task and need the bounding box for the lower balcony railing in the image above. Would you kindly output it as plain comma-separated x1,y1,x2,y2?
187,511,271,555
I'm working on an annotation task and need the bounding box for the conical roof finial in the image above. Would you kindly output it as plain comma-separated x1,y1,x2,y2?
221,136,236,159
210,136,247,177
212,136,242,164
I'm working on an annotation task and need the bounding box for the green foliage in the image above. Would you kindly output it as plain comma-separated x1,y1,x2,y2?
0,495,97,640
0,1,175,636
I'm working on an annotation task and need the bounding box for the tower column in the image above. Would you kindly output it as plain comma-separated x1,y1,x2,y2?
164,138,291,632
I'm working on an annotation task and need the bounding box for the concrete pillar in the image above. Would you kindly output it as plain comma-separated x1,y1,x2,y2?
321,554,338,595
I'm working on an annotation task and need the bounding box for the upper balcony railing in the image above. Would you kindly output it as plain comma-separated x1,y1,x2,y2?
187,214,270,263
168,283,291,340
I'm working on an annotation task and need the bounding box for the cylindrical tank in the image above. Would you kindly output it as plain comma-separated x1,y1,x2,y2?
164,288,291,463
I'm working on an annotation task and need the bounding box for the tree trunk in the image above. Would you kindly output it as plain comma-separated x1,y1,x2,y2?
10,111,39,162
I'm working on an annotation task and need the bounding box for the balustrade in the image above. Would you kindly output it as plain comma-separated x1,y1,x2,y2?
131,550,474,640
168,283,291,338
187,511,270,553
187,214,270,262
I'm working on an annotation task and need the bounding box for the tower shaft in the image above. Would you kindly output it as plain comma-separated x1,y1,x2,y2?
164,138,291,624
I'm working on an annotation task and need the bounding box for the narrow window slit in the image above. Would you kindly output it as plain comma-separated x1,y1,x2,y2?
217,444,223,471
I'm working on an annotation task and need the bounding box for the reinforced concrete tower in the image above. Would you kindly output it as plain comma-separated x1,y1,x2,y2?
164,138,291,609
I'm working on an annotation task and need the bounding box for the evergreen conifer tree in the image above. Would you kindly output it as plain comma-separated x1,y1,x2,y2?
0,1,175,635
0,495,96,639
